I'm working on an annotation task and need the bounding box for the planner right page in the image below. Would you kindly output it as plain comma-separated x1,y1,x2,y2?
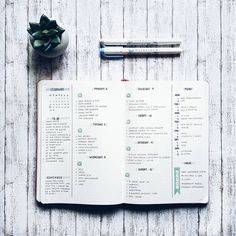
124,81,209,204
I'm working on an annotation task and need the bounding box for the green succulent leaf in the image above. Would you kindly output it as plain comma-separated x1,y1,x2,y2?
56,26,65,34
33,39,44,49
51,35,61,45
29,22,41,32
32,31,44,39
40,14,50,27
28,14,65,53
42,29,49,34
44,43,53,52
43,39,51,48
47,20,57,29
46,29,58,36
27,28,33,35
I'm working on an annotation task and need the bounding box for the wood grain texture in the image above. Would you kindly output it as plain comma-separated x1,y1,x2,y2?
76,0,101,81
0,0,236,235
222,0,236,235
198,0,222,235
5,0,29,235
0,0,6,235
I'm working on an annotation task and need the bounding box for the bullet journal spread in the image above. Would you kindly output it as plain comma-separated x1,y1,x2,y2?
37,80,209,205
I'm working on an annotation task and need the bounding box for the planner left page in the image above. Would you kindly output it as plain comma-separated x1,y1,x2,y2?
37,80,126,204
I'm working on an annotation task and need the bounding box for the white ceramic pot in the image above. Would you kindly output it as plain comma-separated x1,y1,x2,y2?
30,23,69,58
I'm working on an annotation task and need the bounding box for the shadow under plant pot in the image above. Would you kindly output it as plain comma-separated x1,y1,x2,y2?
28,14,69,59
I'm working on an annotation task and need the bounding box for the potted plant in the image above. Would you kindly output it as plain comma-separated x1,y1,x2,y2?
27,14,69,58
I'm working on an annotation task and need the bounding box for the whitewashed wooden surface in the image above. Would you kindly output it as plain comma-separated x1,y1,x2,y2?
0,0,235,235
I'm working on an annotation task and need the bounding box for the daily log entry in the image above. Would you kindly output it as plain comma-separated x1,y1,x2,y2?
37,80,208,205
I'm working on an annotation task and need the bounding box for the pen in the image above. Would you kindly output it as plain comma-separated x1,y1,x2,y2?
100,39,182,47
100,47,182,59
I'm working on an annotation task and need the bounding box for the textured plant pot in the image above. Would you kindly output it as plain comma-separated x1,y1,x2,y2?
30,23,69,58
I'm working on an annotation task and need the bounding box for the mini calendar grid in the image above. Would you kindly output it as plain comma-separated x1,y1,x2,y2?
48,93,70,112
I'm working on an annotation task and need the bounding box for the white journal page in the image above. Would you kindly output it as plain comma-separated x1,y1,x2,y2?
72,81,125,204
38,81,125,204
124,81,208,204
37,80,73,203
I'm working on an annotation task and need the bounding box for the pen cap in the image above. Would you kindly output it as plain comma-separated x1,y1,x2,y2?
99,47,124,59
99,48,104,55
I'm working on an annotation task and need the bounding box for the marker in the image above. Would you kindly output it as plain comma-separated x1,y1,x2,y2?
100,47,182,59
100,39,182,47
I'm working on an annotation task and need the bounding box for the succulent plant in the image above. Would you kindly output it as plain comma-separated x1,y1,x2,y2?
27,14,65,52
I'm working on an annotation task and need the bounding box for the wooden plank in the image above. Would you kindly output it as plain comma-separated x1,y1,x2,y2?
100,0,124,234
147,0,174,233
147,0,173,81
0,0,5,235
123,0,147,81
197,0,222,235
123,0,148,234
100,0,124,81
76,0,101,234
100,210,124,236
4,0,29,235
51,0,77,81
172,0,199,235
76,212,101,236
50,0,77,235
222,0,236,235
76,0,101,81
27,0,52,235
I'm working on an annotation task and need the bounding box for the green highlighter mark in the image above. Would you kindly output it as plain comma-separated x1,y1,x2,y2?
174,167,180,194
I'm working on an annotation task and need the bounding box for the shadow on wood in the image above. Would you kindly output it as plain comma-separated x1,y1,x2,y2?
36,201,207,214
29,49,68,78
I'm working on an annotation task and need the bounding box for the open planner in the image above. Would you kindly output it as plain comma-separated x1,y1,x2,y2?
37,80,209,205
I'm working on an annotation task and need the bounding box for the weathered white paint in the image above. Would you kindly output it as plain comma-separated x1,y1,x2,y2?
0,0,6,235
5,0,29,235
76,0,101,81
0,0,235,235
198,0,222,235
222,0,236,235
